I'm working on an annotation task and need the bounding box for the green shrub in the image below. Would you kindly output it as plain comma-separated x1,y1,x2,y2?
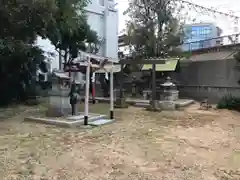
217,94,240,111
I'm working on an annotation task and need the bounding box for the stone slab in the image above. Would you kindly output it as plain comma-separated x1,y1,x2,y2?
135,102,149,108
158,101,176,110
175,99,195,107
134,99,194,109
67,113,106,121
24,113,106,128
88,118,115,126
67,115,85,120
24,116,79,127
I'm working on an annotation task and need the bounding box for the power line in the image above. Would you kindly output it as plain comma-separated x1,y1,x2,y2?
176,0,240,19
122,0,240,42
122,0,240,19
175,0,239,42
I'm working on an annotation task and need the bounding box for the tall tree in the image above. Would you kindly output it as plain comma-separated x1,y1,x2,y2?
46,0,99,65
0,0,97,105
124,0,184,58
0,0,58,104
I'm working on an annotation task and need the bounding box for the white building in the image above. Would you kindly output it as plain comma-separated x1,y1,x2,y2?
37,0,119,70
86,0,118,59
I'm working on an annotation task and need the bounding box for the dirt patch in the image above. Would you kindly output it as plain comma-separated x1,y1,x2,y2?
0,104,239,179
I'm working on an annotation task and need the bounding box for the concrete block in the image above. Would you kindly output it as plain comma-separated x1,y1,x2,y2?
159,101,176,110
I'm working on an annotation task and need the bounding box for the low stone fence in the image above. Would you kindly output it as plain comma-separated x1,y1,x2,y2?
178,85,240,103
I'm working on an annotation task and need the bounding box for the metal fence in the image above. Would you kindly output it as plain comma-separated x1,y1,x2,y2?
181,33,239,52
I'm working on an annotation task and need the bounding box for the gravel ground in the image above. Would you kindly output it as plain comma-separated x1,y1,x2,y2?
0,103,239,180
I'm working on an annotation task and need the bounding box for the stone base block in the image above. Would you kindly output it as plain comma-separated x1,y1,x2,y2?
114,98,128,108
146,100,161,112
46,106,71,117
159,101,176,110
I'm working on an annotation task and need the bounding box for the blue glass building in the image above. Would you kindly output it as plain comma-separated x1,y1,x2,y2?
181,23,222,51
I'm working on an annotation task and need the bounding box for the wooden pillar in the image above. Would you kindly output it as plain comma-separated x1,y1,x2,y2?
115,63,128,108
151,63,157,108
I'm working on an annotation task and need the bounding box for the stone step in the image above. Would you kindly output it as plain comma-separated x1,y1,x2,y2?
67,113,106,121
25,113,108,128
88,118,115,126
134,99,195,109
134,102,149,107
175,99,195,107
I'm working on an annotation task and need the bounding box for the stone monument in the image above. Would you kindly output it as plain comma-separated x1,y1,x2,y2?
46,71,72,117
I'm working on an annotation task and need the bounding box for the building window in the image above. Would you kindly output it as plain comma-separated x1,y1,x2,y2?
198,26,212,38
99,0,104,6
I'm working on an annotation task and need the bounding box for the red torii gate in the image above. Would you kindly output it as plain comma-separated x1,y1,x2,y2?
63,50,117,125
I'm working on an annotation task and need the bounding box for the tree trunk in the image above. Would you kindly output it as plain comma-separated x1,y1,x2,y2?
64,50,68,64
59,49,62,70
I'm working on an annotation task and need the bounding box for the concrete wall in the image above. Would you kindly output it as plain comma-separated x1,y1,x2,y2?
174,59,240,103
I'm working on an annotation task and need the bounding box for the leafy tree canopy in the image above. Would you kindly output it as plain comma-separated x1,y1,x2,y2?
46,0,99,62
123,0,185,58
0,0,97,105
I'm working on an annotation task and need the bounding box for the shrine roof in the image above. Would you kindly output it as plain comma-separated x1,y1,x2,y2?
142,58,179,72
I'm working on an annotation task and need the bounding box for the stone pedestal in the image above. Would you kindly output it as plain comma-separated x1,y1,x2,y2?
158,101,176,110
143,90,151,100
46,89,80,117
146,100,161,112
114,98,128,108
161,90,179,101
114,88,128,108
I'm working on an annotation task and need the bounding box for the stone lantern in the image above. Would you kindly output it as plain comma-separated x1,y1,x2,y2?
160,77,179,101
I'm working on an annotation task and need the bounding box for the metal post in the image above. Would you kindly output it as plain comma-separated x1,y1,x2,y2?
151,63,156,109
109,62,114,119
84,57,90,125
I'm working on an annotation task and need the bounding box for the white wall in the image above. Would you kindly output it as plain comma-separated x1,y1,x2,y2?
105,9,118,60
36,0,119,70
86,0,118,60
85,11,105,56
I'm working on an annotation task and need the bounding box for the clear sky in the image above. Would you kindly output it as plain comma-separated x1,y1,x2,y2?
116,0,240,35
